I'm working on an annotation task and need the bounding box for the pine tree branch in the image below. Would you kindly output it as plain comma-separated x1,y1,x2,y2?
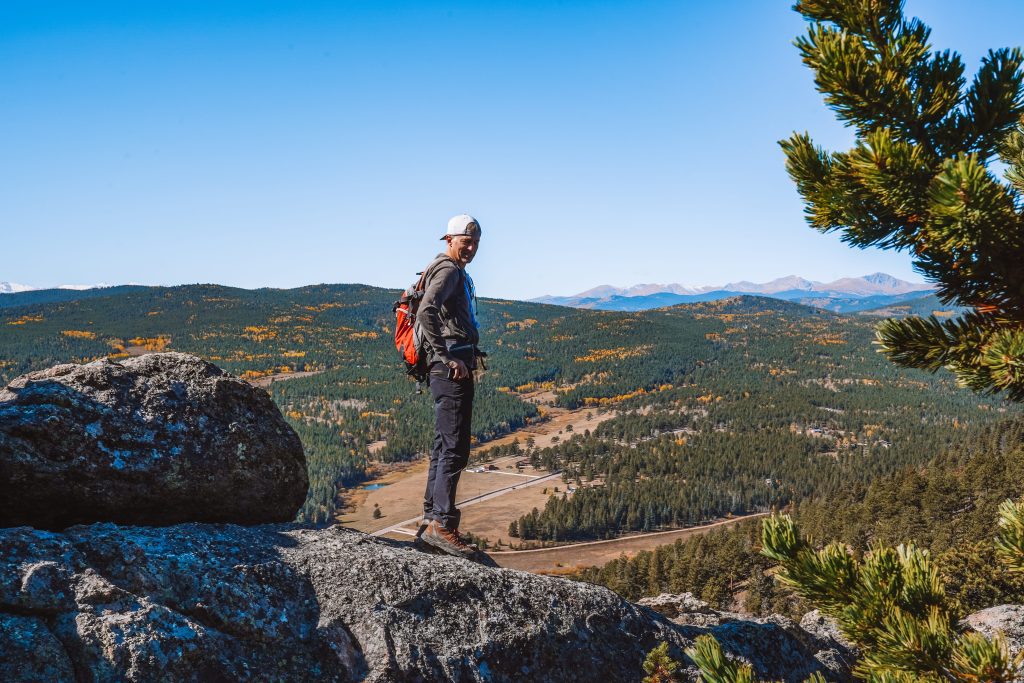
685,635,755,683
874,314,990,372
982,328,1024,401
786,0,1024,400
998,125,1024,195
760,515,1018,681
962,49,1024,158
995,499,1024,572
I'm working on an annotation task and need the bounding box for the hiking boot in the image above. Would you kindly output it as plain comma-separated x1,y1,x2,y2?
421,521,476,557
458,529,479,552
414,518,431,539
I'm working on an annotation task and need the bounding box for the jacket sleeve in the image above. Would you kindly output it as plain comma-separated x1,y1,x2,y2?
417,262,459,364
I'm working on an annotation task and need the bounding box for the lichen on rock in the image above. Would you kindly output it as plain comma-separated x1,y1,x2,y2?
0,353,307,528
0,523,864,682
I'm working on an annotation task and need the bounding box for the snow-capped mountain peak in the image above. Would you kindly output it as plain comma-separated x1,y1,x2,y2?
0,281,118,294
715,276,816,294
0,281,35,294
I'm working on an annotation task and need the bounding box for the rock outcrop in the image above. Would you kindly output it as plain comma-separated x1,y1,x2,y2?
798,610,859,676
963,604,1024,660
0,353,307,528
0,524,854,682
638,592,732,627
640,593,857,681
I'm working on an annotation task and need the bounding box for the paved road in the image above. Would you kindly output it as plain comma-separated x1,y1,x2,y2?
370,470,564,537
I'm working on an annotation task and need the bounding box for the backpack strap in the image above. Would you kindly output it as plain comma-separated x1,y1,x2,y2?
412,256,464,365
415,255,462,293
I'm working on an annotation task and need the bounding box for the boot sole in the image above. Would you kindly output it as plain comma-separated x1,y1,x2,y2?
420,532,475,557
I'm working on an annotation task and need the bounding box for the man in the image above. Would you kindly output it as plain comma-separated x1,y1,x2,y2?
416,213,482,556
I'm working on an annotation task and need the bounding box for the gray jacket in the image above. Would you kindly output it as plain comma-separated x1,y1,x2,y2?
416,255,480,365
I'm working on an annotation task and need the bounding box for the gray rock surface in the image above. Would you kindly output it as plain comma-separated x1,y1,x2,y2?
799,609,859,676
640,594,856,682
0,524,851,682
963,604,1024,659
638,592,735,626
706,614,854,683
0,353,307,528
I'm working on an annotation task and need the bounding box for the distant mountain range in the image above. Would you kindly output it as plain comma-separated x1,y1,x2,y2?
0,282,37,294
3,273,935,316
533,273,935,313
0,281,112,294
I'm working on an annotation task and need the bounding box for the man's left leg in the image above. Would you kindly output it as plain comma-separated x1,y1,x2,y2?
447,378,473,529
417,429,443,538
430,376,474,530
422,374,476,555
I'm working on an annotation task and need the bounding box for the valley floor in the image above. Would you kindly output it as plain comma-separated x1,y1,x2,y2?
338,392,760,573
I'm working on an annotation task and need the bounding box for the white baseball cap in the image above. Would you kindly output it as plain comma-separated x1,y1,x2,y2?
441,214,482,240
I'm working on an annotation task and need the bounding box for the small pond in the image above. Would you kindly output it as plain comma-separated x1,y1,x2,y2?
361,483,389,491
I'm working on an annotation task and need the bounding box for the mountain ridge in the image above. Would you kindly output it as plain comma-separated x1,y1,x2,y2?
540,272,928,298
0,281,35,294
0,281,116,293
535,273,933,313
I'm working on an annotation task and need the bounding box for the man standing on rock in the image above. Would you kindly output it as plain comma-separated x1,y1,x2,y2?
415,213,483,557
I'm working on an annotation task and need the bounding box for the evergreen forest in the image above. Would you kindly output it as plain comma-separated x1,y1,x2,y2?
576,416,1024,619
0,285,1008,529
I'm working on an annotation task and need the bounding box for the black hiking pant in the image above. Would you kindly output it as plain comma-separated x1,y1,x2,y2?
423,367,474,530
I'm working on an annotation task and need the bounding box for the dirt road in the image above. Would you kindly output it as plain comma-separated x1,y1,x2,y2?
488,513,769,573
371,469,564,537
247,369,324,388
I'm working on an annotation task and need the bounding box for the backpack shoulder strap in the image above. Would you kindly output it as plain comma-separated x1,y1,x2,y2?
415,256,460,292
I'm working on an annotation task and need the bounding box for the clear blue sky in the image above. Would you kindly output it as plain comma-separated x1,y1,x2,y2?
3,1,1022,299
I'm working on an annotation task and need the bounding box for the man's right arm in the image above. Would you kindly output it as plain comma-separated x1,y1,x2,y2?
417,263,459,365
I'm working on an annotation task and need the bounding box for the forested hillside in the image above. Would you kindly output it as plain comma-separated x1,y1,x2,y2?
507,297,1007,541
0,285,149,310
0,285,1008,527
857,293,967,318
578,416,1024,626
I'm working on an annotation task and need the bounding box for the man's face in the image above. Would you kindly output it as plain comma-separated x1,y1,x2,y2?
447,234,480,266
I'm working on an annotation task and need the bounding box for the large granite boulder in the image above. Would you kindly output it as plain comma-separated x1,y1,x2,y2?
0,524,851,682
0,353,307,528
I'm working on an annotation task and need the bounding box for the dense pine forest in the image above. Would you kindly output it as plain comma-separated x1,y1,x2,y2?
506,298,1006,541
0,285,1006,528
577,416,1024,624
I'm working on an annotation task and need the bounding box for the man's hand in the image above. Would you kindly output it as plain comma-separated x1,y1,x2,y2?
446,359,470,380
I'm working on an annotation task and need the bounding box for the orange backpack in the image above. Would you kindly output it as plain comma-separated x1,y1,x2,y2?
392,256,458,385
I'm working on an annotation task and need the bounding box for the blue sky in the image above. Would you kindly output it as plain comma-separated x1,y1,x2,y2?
2,1,1022,299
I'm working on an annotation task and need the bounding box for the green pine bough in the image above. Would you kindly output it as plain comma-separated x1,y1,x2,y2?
997,499,1024,574
643,642,682,683
760,513,1020,681
780,0,1024,400
684,636,828,683
651,504,1024,681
